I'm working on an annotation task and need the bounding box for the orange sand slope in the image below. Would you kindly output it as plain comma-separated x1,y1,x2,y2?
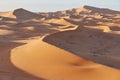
43,26,120,69
11,39,120,80
0,11,16,18
0,29,14,36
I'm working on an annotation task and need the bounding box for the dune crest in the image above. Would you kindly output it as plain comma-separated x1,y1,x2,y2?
43,26,120,69
83,5,120,14
13,8,42,20
11,39,120,80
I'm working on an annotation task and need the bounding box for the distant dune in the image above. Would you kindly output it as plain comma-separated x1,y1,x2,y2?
13,8,42,20
46,18,74,26
52,5,120,16
83,5,120,14
0,11,16,18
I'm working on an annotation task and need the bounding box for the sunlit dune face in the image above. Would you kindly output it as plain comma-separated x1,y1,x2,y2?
0,29,14,36
21,26,35,31
11,40,120,80
47,19,74,26
0,11,16,18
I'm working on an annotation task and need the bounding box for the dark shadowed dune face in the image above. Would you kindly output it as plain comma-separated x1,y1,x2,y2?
13,8,41,20
84,5,120,14
43,26,120,69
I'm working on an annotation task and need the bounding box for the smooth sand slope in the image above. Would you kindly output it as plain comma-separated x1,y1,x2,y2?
0,41,45,80
46,18,74,26
44,26,120,69
11,39,120,80
0,11,16,18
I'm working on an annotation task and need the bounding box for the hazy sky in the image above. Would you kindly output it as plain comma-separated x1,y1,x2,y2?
0,0,120,12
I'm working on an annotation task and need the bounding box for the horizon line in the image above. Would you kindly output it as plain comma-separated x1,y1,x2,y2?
1,5,120,12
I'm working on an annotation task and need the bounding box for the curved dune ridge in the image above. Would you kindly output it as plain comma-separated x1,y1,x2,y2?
43,26,120,69
11,39,120,80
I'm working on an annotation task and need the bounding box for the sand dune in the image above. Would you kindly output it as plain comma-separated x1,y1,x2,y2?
0,41,45,80
43,26,120,69
46,18,74,26
13,8,41,20
0,5,120,80
0,29,14,36
51,5,120,17
70,6,92,14
0,11,16,18
11,39,120,80
83,5,120,14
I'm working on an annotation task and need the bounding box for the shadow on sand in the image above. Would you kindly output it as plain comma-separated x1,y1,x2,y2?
43,26,120,70
0,41,46,80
